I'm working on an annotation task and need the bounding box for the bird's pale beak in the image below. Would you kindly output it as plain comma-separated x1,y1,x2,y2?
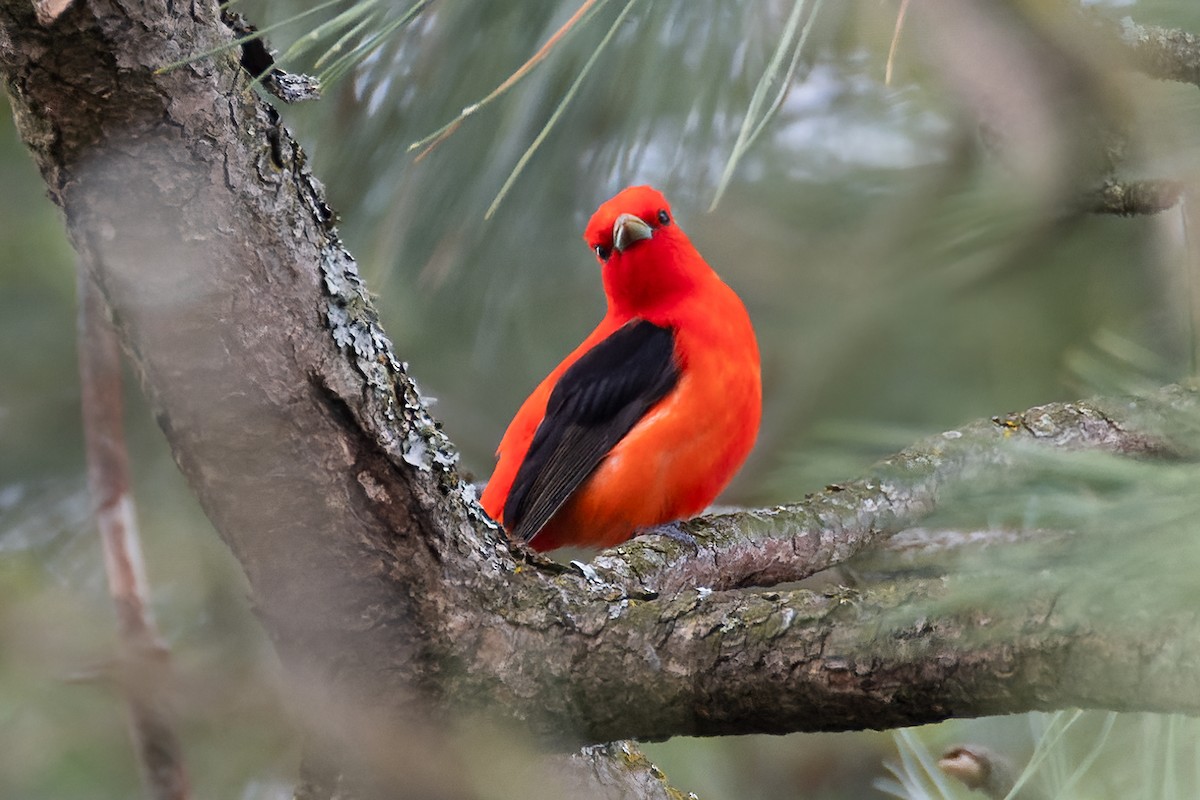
612,213,653,253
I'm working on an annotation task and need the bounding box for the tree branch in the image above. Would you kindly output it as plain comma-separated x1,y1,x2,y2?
433,558,1200,745
1112,17,1200,87
1086,179,1185,216
585,390,1187,598
558,743,698,800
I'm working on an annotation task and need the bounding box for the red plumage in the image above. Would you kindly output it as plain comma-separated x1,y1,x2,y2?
481,185,761,550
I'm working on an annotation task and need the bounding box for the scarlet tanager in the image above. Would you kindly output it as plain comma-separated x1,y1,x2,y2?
481,185,761,551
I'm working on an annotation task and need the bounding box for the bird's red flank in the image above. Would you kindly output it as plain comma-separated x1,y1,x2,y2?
480,185,761,551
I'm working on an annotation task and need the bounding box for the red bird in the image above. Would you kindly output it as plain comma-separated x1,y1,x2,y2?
481,185,761,551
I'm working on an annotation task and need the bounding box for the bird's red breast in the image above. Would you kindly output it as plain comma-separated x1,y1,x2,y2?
480,185,761,550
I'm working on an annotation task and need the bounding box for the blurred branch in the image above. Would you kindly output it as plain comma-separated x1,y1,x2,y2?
292,736,692,800
77,270,189,800
557,743,697,800
1081,15,1200,217
917,3,1193,219
1085,12,1200,218
8,1,1200,798
1110,17,1200,87
1086,178,1185,216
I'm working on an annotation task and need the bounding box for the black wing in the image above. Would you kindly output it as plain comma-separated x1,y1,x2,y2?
506,319,679,544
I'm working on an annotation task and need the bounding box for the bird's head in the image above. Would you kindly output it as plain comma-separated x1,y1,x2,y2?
584,185,710,316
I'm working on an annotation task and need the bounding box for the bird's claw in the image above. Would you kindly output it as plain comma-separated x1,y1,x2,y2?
647,521,700,552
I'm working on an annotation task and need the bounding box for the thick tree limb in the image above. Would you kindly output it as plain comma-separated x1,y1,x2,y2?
586,391,1187,598
0,0,475,780
6,0,1200,796
434,561,1200,744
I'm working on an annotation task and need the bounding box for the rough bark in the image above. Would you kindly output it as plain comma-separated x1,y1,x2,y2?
6,1,1200,798
586,391,1185,597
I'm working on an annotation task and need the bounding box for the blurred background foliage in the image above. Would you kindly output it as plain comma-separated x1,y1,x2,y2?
4,0,1200,797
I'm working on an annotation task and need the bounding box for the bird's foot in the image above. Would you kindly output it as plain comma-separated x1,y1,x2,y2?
646,521,700,552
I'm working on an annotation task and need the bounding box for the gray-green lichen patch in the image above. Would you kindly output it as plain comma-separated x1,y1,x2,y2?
317,234,472,500
276,115,473,502
317,237,499,531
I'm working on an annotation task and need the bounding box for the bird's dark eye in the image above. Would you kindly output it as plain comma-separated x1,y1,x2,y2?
657,209,670,225
595,244,611,261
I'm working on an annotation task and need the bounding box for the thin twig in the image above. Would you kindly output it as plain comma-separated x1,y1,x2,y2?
78,269,189,800
710,0,815,211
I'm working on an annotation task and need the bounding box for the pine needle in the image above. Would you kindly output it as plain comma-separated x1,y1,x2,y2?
885,0,912,86
1067,713,1116,797
155,0,346,74
484,0,641,220
1003,711,1085,800
710,0,817,211
744,0,823,150
275,1,381,67
318,0,432,86
897,728,959,799
312,15,375,72
409,0,610,162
